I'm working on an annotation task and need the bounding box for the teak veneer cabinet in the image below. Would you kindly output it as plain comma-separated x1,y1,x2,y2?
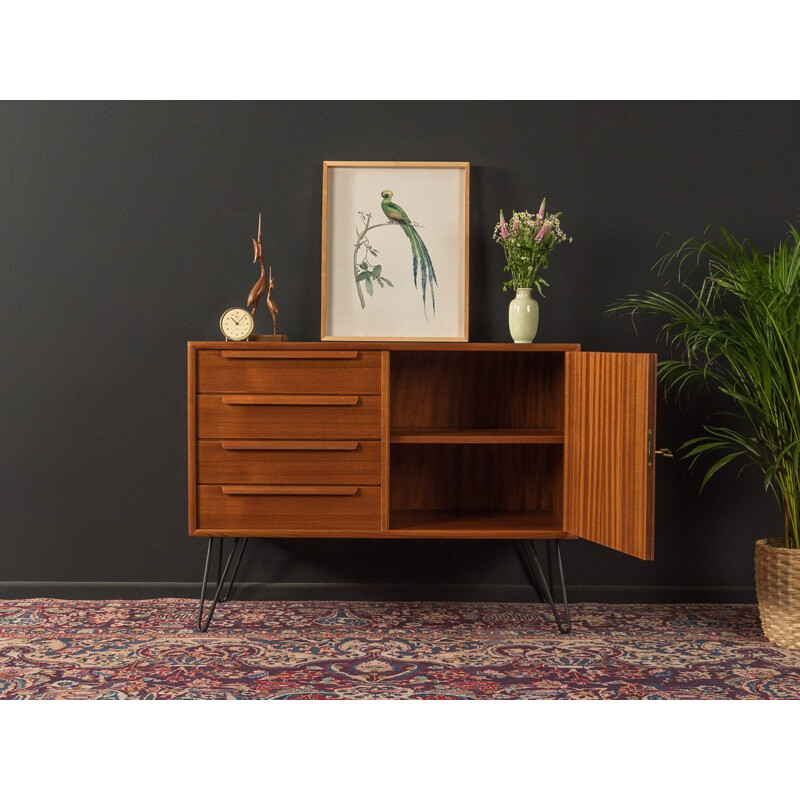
188,342,657,561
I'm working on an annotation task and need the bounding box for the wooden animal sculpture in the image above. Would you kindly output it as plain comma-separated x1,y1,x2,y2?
266,265,278,336
248,212,267,324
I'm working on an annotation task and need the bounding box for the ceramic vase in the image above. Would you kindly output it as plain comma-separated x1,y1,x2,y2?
508,288,539,343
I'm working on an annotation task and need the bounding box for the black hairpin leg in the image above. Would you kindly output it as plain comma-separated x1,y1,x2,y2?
220,538,248,603
196,537,248,632
519,539,572,634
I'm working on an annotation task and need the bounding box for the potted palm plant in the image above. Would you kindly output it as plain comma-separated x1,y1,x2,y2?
610,224,800,649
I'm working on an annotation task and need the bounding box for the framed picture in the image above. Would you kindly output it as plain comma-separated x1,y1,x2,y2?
321,161,469,341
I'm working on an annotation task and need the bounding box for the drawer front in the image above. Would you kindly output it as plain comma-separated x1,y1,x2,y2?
196,440,381,485
196,395,381,439
197,485,381,531
196,349,381,395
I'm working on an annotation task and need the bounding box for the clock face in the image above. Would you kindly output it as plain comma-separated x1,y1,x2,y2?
220,307,254,341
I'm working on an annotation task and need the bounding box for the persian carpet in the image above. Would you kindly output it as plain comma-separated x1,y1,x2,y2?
0,599,798,699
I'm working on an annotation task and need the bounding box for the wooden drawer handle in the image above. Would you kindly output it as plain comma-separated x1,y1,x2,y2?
220,351,359,360
220,395,359,406
220,485,359,496
221,441,360,451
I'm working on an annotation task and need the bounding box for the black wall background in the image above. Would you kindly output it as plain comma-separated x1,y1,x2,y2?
2,101,798,600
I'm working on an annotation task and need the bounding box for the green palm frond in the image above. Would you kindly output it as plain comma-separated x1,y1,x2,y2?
609,223,800,549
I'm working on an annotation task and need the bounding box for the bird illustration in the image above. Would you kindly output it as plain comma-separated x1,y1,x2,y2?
248,212,267,324
380,189,437,318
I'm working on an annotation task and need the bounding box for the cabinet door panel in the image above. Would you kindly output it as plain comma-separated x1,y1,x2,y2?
564,352,656,560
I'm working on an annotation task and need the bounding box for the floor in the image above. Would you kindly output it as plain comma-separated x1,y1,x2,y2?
1,599,798,699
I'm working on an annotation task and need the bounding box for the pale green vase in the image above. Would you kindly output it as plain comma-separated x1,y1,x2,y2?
508,288,539,343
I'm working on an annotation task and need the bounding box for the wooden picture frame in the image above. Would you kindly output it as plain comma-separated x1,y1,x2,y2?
321,161,469,341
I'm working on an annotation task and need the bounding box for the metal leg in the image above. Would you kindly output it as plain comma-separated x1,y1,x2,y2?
518,542,547,604
546,539,571,633
196,537,247,632
220,538,248,603
519,539,572,634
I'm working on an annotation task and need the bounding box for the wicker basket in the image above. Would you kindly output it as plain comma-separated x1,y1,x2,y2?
754,537,800,649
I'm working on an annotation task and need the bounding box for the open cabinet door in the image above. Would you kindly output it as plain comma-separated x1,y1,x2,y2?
564,352,657,560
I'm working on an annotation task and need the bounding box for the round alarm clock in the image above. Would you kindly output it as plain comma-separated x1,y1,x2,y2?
219,307,254,341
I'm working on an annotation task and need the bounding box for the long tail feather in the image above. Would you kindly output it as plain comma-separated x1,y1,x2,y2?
420,244,428,320
402,225,420,288
408,226,435,282
402,224,436,318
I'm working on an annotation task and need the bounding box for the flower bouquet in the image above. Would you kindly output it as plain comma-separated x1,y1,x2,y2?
493,198,571,296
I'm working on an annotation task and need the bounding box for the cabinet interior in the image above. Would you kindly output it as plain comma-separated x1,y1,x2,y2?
388,351,566,534
389,350,564,433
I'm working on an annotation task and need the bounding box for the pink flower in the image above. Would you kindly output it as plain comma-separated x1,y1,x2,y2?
537,197,546,219
511,215,519,235
535,222,551,243
499,210,509,239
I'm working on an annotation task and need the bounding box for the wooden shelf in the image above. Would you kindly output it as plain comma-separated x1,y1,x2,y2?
390,427,564,444
389,509,566,537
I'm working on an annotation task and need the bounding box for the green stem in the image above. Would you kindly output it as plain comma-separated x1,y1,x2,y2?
353,217,393,309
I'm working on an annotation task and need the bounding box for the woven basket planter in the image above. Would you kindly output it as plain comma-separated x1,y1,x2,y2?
755,537,800,649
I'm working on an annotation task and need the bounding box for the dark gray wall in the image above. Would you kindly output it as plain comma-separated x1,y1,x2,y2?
2,101,797,599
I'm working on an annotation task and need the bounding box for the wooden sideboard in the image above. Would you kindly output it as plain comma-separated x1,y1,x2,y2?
188,342,657,561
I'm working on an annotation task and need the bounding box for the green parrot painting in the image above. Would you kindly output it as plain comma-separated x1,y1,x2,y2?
381,189,437,317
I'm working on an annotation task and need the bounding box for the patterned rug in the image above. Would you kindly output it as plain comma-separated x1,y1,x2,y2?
0,599,798,699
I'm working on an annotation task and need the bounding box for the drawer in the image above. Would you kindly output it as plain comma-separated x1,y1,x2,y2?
196,394,381,439
197,485,381,531
196,349,381,394
196,439,381,485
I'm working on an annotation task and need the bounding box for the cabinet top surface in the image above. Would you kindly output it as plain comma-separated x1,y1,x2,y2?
189,341,582,352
